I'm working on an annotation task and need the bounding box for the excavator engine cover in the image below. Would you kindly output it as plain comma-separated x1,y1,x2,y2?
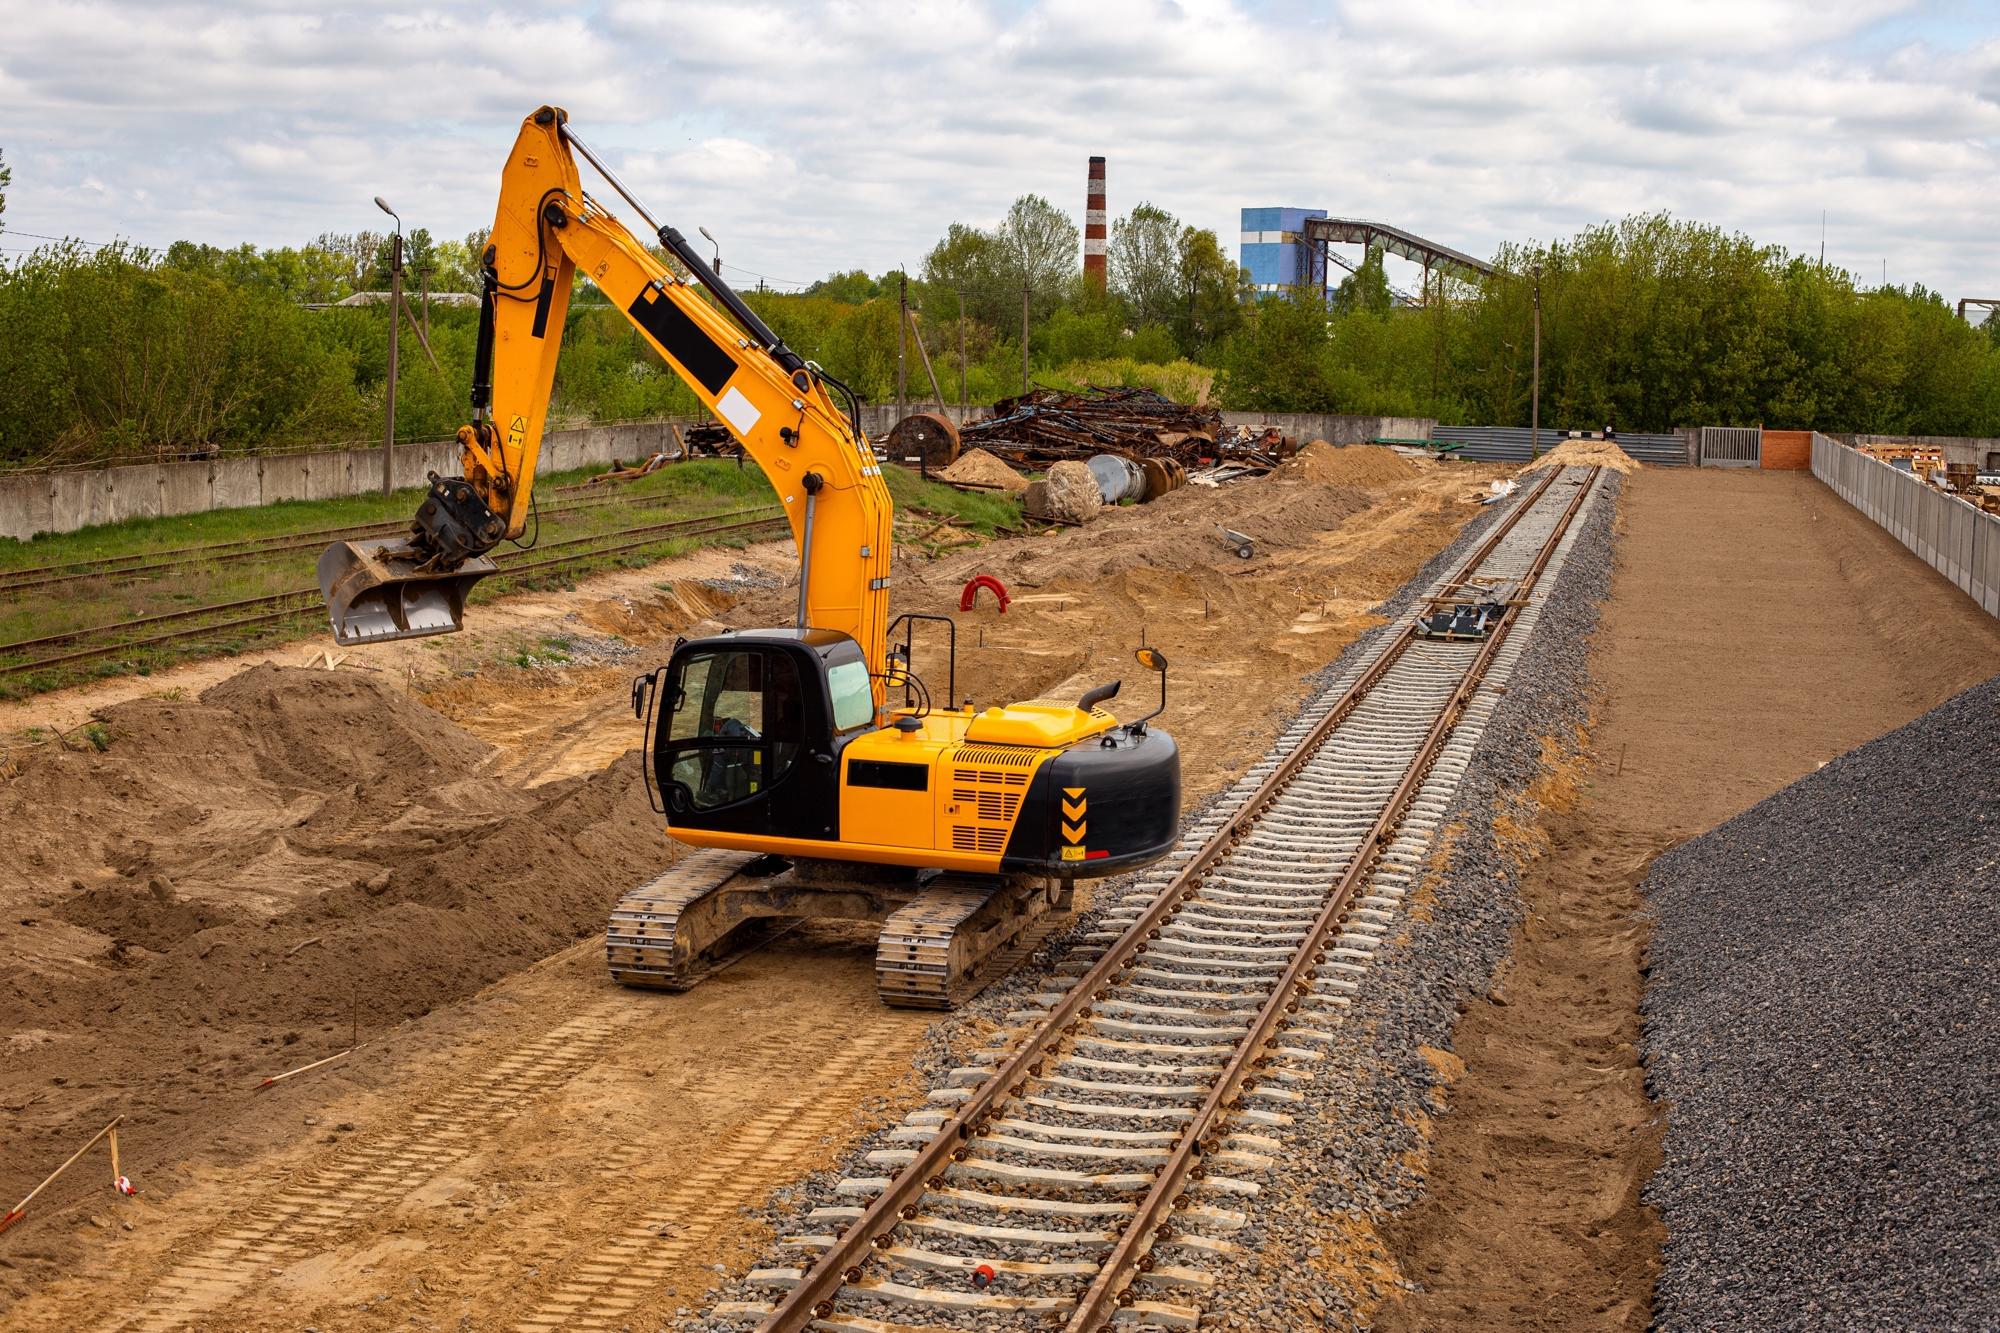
318,539,496,646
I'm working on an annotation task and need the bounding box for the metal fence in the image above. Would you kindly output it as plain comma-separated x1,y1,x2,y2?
1699,427,1762,467
1428,426,1688,466
1813,432,2000,616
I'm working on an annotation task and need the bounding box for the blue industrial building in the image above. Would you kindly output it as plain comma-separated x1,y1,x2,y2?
1240,207,1327,294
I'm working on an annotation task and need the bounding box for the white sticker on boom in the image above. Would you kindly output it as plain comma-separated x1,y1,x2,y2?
715,385,762,436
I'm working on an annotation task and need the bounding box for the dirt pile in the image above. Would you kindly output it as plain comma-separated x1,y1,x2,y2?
1537,437,1641,472
1289,441,1421,488
0,665,679,1217
938,448,1027,493
574,579,743,639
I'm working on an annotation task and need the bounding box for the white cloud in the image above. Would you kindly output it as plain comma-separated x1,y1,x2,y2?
0,0,1996,297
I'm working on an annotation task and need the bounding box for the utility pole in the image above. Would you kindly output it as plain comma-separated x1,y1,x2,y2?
897,273,908,422
957,290,967,413
1530,265,1542,461
375,196,403,497
1021,283,1031,395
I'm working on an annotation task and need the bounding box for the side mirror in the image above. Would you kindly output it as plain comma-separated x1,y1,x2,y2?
1129,648,1169,732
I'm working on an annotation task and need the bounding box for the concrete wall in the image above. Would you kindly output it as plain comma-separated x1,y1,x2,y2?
3,406,1426,542
0,422,698,543
1814,432,2000,617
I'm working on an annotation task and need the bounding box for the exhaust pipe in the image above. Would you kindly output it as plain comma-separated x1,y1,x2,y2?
318,538,496,646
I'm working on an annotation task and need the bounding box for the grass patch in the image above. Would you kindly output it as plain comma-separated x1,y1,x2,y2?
0,459,785,699
882,465,1023,534
0,456,1020,698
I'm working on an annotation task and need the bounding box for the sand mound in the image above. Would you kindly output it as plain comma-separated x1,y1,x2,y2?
1533,437,1641,473
1289,442,1421,488
940,448,1027,493
201,663,495,803
1,664,675,1041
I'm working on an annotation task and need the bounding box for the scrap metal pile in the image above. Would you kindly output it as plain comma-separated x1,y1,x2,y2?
959,387,1290,474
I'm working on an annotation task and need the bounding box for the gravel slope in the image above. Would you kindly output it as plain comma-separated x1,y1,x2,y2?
1642,676,2000,1332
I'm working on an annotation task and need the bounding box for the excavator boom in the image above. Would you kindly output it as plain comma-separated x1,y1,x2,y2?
320,106,894,686
322,105,1183,1012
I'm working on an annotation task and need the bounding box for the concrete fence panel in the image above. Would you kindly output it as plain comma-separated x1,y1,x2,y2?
157,461,211,517
46,472,88,533
305,452,352,502
211,459,261,510
1815,432,2000,620
0,476,53,542
260,456,310,504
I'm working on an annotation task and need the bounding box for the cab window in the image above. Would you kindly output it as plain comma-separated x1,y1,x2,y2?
664,649,804,810
827,659,874,731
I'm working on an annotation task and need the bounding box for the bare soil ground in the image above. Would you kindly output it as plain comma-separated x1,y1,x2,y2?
0,453,1515,1330
1373,466,2000,1332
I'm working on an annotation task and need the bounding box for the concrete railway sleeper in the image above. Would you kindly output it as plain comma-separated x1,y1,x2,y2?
742,464,1606,1333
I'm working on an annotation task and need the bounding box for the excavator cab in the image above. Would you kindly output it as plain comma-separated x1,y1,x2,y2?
636,630,1182,879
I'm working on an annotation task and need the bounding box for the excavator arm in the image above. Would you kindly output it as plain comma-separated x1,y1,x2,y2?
319,106,895,681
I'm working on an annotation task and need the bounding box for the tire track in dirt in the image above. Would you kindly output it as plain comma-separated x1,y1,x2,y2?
511,1020,911,1332
105,1003,626,1333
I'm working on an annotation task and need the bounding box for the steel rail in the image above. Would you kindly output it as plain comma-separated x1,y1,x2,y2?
757,462,1579,1333
0,506,782,658
0,465,681,586
0,509,793,678
1066,465,1600,1332
0,487,711,594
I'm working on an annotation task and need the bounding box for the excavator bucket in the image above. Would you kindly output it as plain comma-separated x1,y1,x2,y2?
317,538,498,646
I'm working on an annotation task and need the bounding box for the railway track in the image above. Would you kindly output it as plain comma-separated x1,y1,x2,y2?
0,506,789,681
0,477,696,595
726,463,1608,1333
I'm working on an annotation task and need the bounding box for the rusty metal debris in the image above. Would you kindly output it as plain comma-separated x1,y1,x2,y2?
960,386,1274,471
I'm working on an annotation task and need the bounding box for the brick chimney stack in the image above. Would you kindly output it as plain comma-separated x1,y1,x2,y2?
1084,157,1107,289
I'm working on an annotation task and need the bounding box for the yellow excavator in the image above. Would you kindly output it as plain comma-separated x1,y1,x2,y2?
318,106,1181,1007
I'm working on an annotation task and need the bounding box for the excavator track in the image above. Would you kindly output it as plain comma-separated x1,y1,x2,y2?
606,853,1069,1006
875,875,1071,1009
605,849,778,991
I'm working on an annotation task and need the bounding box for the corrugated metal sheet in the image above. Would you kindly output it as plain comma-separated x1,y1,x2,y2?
1428,427,1687,466
1812,432,2000,618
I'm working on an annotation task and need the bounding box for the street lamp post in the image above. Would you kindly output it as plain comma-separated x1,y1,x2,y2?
375,196,403,497
1021,284,1031,395
699,226,721,281
1530,265,1542,461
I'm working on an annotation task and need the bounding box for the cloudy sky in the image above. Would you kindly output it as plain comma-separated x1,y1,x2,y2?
3,0,1999,297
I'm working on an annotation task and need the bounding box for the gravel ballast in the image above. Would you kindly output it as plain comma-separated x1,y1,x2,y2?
1642,676,2000,1331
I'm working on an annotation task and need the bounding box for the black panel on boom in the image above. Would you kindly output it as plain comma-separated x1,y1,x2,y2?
626,286,737,395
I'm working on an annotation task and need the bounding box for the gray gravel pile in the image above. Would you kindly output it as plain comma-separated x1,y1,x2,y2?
1642,676,2000,1332
693,468,1623,1332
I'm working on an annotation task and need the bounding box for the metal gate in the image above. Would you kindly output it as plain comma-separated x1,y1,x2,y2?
1700,427,1761,467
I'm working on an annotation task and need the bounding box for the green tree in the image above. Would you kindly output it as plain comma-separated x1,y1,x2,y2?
805,270,881,303
995,194,1079,323
1109,203,1182,328
1175,226,1250,358
0,147,10,235
1331,249,1393,315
